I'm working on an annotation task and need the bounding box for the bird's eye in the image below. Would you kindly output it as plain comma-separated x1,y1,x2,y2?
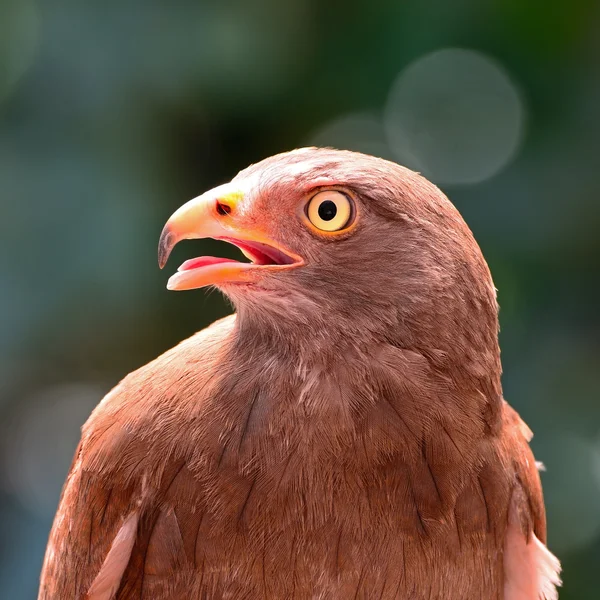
306,191,353,232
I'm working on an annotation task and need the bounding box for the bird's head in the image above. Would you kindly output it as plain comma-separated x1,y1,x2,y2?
160,148,499,365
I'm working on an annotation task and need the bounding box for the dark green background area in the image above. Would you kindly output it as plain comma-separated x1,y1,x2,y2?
1,1,598,597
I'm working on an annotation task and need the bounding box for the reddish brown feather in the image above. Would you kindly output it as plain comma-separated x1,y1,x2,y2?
38,148,558,599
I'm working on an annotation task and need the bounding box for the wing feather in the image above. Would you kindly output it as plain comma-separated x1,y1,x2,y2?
502,404,561,600
86,512,139,600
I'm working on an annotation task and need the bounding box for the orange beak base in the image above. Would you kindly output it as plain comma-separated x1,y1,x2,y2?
158,188,303,291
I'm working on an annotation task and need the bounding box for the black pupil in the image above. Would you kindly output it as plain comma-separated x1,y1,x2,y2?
318,200,337,221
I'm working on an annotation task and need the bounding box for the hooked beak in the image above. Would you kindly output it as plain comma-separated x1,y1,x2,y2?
158,184,303,291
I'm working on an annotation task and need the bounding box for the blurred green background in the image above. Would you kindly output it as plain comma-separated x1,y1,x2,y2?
1,0,598,597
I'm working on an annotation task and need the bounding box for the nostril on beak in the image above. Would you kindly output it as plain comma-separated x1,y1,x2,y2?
216,201,232,216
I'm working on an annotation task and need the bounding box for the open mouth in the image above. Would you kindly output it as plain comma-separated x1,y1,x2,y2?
166,236,303,291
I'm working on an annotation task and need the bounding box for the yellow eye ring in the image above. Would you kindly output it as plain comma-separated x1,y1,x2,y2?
306,190,353,232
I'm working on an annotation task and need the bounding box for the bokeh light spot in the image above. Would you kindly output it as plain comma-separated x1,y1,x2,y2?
0,0,40,104
2,384,102,518
384,48,525,185
538,434,600,554
307,111,395,160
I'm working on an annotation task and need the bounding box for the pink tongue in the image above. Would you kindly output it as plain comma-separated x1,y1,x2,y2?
179,256,240,271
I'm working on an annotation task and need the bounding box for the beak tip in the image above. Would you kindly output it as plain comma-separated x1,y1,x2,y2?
158,227,173,269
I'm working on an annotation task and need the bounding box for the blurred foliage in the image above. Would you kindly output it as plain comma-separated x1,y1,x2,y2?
0,0,598,598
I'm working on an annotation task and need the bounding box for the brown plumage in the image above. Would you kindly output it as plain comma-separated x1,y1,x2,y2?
39,148,560,599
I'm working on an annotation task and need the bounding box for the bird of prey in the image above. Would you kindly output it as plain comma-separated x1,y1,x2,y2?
39,148,560,599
